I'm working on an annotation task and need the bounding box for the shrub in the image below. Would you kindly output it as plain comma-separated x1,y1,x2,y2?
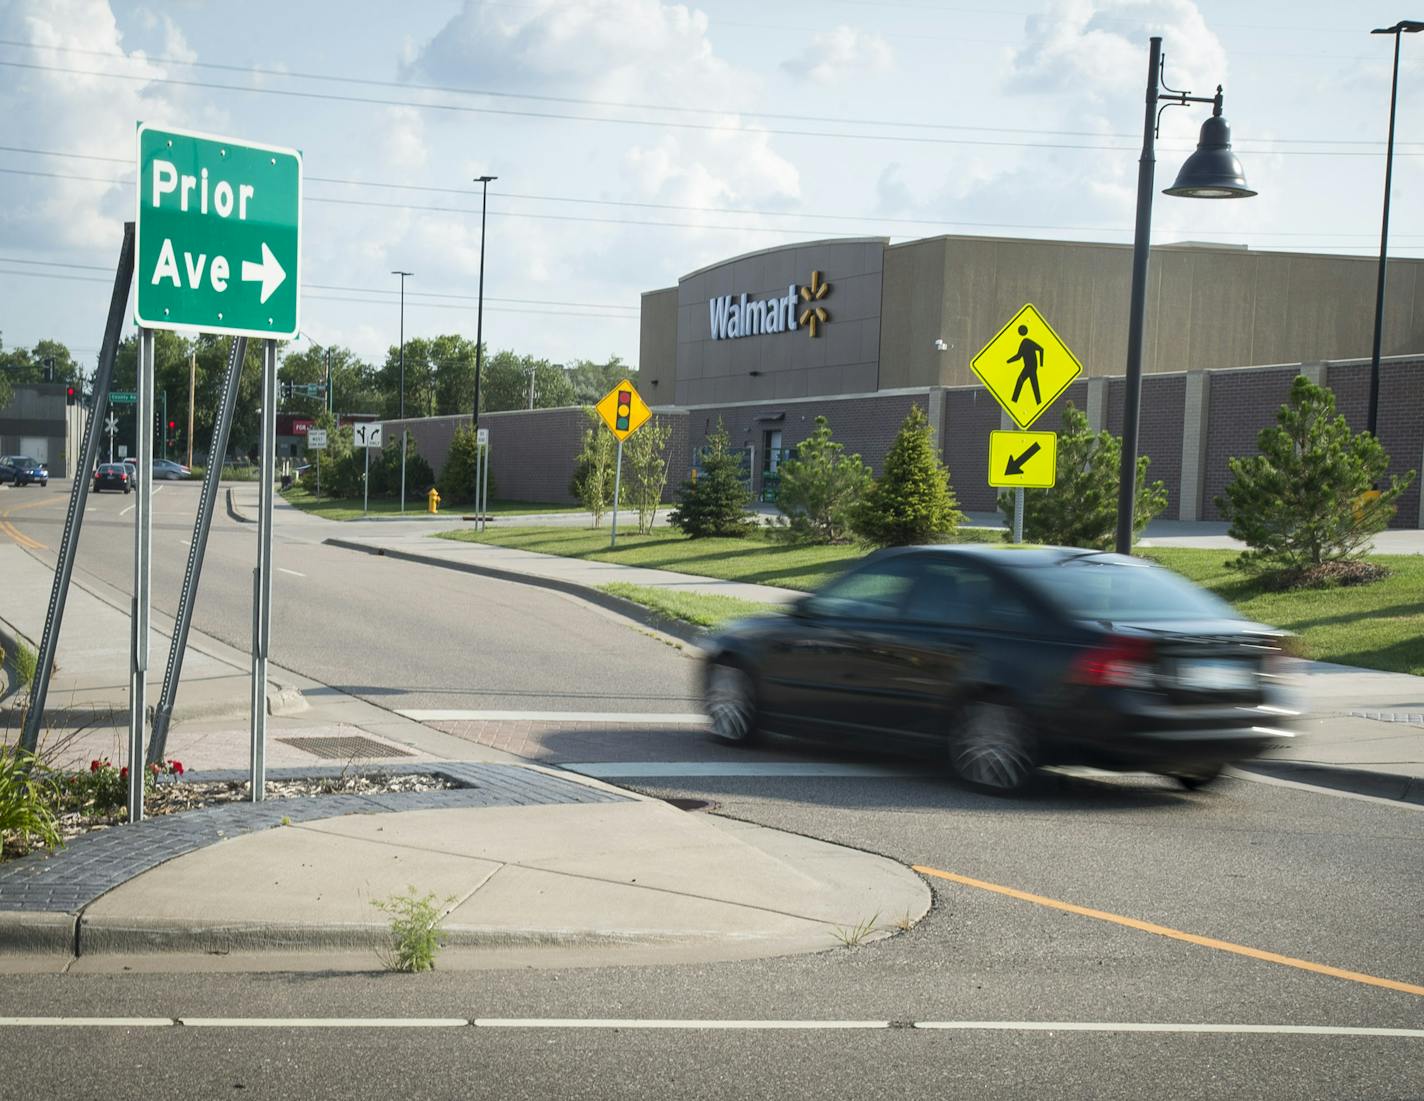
773,416,870,543
624,415,674,535
1217,375,1416,580
368,433,435,498
669,420,754,538
997,403,1167,550
0,746,62,859
853,406,962,546
372,887,450,973
437,425,494,506
570,407,618,526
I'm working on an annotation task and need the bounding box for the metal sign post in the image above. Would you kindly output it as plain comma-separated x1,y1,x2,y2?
307,428,326,501
476,427,490,532
20,223,134,755
250,339,277,802
105,414,117,464
1014,488,1025,543
128,328,155,823
364,446,370,516
148,336,248,766
609,440,624,548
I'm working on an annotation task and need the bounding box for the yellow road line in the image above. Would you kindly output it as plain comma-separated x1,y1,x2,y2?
913,864,1424,999
0,493,64,550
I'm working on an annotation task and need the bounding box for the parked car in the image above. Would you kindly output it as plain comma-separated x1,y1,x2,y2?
701,545,1301,794
0,455,48,487
153,459,193,480
93,462,131,494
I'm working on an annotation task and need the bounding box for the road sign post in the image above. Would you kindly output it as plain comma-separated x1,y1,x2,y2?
250,340,277,802
307,428,327,501
134,123,301,339
128,328,155,822
475,427,490,532
595,379,652,547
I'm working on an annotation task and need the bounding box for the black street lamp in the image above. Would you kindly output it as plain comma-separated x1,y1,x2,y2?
472,174,497,428
392,269,413,511
1367,20,1424,438
1115,36,1255,555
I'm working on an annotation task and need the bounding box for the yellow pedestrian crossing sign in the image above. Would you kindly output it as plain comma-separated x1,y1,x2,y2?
970,303,1082,430
595,378,652,441
988,430,1057,489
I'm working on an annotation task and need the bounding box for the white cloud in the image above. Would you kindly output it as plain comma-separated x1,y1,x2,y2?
781,26,894,85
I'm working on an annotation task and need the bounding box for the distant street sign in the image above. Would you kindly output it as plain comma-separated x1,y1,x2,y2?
595,378,652,441
988,430,1058,489
476,428,489,446
353,422,382,449
970,303,1082,430
134,122,302,339
110,391,137,405
306,428,327,450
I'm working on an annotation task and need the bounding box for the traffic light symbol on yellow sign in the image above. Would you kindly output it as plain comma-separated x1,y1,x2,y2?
969,303,1083,430
595,378,652,441
988,430,1057,489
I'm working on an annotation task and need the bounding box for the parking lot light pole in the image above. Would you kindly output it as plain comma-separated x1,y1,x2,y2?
1367,21,1424,437
472,175,496,430
1115,37,1255,556
392,270,413,512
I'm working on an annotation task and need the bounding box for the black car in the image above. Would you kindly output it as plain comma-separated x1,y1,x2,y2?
93,463,132,494
701,545,1299,793
0,455,48,487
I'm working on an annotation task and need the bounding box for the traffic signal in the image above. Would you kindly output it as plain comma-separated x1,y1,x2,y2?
166,420,178,450
66,385,77,405
616,389,631,432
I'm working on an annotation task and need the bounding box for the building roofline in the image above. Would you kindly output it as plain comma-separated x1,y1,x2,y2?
676,236,890,284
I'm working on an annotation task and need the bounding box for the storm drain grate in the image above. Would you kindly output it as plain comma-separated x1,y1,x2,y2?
275,736,415,760
1349,711,1424,726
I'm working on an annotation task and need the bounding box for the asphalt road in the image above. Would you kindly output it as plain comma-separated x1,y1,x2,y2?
3,481,1422,1098
2,480,700,713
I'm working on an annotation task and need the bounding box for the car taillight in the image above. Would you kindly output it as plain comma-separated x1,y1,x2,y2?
1070,636,1156,689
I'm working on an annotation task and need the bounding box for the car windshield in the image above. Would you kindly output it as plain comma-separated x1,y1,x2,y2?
15,457,37,466
1026,555,1236,622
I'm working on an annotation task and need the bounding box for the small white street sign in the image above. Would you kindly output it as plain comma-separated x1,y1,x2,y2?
306,428,328,450
353,422,383,449
476,428,489,446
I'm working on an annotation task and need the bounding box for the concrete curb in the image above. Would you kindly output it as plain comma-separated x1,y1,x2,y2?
225,486,252,524
1239,760,1424,805
0,911,76,955
322,537,708,647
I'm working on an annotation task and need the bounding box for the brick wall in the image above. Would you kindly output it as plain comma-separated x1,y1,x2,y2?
1102,374,1186,518
1200,366,1307,521
944,388,1005,511
1327,359,1424,529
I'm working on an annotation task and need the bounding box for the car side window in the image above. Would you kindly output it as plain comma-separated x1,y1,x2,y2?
902,560,1038,631
808,558,922,620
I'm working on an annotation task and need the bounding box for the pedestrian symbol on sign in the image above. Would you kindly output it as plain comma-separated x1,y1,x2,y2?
1007,325,1044,406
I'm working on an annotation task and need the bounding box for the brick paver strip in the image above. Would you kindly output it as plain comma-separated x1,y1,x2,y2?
0,764,626,914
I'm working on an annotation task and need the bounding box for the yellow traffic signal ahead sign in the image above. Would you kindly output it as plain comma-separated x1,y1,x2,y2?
595,378,652,441
970,303,1083,430
988,430,1057,489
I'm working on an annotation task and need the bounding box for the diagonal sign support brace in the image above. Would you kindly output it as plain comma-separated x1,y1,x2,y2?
21,224,135,754
148,335,249,766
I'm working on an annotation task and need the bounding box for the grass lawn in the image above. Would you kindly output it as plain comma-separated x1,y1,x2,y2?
280,486,585,522
600,583,781,629
1140,548,1424,677
438,523,1003,592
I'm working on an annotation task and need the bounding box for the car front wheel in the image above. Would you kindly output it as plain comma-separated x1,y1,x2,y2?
949,700,1037,794
706,661,761,746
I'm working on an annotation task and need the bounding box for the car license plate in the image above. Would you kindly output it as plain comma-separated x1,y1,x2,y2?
1178,659,1256,692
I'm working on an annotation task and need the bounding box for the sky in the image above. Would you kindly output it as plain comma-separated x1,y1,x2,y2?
3,0,1423,374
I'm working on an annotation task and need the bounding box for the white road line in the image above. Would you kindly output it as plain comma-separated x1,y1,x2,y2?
398,710,709,724
0,1018,1418,1038
278,567,306,578
561,762,919,779
119,504,134,516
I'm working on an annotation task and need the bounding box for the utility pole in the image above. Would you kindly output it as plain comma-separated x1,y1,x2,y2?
187,349,196,469
392,269,413,513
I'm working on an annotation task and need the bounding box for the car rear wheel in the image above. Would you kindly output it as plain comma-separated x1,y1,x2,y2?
949,700,1037,794
706,661,760,746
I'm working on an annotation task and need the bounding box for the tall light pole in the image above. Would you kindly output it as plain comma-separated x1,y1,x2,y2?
1114,37,1255,555
392,269,413,512
1367,21,1424,438
472,175,497,428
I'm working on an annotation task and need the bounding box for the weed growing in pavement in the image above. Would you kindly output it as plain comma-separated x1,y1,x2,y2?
12,641,36,693
894,910,915,933
372,887,454,973
830,912,881,948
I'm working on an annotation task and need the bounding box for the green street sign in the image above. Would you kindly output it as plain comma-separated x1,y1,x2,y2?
109,391,136,405
134,122,302,339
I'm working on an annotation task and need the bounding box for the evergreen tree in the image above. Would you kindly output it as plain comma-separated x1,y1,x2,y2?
437,425,494,505
853,406,962,546
998,403,1166,550
669,420,754,538
773,416,871,543
1217,375,1415,578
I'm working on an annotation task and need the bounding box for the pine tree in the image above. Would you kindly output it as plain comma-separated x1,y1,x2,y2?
773,416,871,543
998,403,1166,550
669,420,754,538
1217,375,1415,579
853,406,963,546
437,425,493,506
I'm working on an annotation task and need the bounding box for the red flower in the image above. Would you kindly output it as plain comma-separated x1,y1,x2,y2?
149,762,160,776
119,766,128,780
90,759,101,773
171,761,184,776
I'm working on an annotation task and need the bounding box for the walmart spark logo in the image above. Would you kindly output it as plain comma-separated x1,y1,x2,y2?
798,270,831,337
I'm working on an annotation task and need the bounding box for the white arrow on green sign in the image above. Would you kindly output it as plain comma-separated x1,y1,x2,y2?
134,122,302,339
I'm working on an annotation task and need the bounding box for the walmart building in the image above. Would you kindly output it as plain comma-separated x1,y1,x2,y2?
390,233,1424,527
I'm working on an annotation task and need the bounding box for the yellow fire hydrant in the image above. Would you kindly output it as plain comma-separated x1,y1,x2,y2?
427,487,441,514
